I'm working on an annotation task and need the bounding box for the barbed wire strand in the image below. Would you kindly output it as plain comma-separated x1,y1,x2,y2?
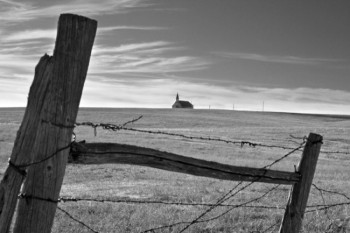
74,120,306,151
312,184,350,201
260,221,280,233
312,184,331,221
8,116,348,232
141,184,281,233
57,205,99,233
74,119,350,155
178,140,305,232
305,202,350,213
144,140,305,233
57,196,285,209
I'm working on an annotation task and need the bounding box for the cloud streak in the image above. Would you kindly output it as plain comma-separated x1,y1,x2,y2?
0,0,146,24
89,41,209,74
217,52,340,65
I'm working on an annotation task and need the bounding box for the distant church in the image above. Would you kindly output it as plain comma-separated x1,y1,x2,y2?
172,93,194,109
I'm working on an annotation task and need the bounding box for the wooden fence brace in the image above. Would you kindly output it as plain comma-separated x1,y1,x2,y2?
279,133,322,233
71,142,301,185
9,14,97,233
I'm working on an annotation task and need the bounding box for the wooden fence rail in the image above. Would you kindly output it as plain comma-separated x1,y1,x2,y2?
71,142,300,185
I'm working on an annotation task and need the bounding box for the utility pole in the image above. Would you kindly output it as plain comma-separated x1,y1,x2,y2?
262,101,264,112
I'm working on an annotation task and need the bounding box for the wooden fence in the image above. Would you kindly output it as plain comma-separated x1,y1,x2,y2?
0,13,323,233
70,134,322,233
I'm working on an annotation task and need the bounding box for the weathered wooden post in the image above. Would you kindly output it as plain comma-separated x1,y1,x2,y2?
279,133,323,233
0,14,96,233
0,55,53,233
13,14,97,233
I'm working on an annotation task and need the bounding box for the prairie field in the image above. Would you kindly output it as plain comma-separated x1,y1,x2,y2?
0,107,350,232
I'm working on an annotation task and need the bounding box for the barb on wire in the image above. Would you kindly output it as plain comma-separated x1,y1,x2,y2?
75,115,143,137
57,206,99,233
75,119,307,151
320,150,350,155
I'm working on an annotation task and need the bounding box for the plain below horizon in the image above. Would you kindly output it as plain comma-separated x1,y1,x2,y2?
1,107,350,119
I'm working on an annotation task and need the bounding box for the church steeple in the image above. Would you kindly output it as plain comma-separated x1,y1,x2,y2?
176,93,179,101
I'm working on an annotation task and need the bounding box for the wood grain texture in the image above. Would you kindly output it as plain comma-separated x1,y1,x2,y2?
0,55,53,233
13,14,97,233
71,142,301,185
279,133,322,233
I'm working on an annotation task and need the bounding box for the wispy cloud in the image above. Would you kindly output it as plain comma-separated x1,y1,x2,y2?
0,0,146,23
2,29,57,42
99,25,168,33
92,41,172,54
2,25,166,43
89,41,209,74
216,52,340,65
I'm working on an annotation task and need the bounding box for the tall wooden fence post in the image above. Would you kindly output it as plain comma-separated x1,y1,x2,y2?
9,14,97,233
279,133,323,233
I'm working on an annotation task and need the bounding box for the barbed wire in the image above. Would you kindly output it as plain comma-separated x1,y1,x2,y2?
140,184,281,233
74,118,350,155
312,184,332,221
320,150,350,155
57,206,99,233
305,202,350,213
16,186,350,233
143,140,306,233
6,115,349,232
312,184,350,201
74,119,307,151
56,196,285,209
260,221,280,233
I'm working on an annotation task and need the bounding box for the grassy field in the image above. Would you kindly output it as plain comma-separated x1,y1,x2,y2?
1,108,350,232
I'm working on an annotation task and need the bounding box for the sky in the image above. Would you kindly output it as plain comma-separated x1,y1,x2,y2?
1,0,350,114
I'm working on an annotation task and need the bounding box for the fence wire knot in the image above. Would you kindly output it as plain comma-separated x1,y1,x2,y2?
18,193,59,204
8,159,27,177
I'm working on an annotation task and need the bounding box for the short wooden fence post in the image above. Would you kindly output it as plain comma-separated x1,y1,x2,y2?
279,133,323,233
0,55,53,233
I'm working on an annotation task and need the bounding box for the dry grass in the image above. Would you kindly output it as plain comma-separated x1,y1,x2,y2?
1,108,349,232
